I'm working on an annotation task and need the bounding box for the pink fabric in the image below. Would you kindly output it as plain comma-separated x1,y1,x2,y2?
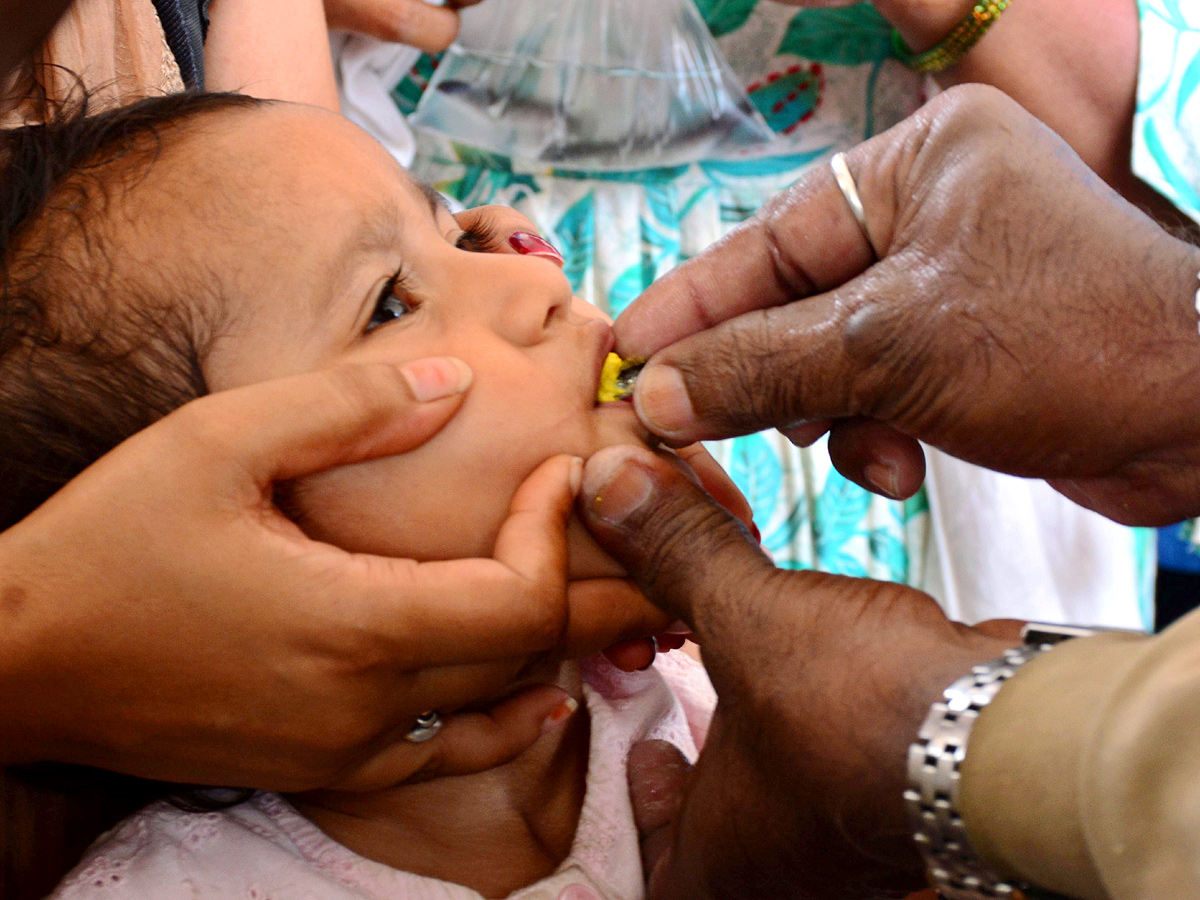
53,655,715,900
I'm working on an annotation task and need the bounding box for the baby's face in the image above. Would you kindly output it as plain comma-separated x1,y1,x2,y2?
190,105,651,575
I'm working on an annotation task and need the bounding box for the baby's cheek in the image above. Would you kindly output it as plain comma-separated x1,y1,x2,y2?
566,514,626,579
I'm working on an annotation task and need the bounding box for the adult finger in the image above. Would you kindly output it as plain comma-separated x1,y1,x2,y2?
673,443,755,532
562,578,672,657
613,145,879,361
329,684,578,791
577,446,772,629
603,638,658,672
826,417,926,500
169,360,471,489
628,740,691,895
624,251,923,444
327,0,462,53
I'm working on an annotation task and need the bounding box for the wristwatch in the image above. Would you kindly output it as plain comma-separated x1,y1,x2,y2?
904,622,1136,900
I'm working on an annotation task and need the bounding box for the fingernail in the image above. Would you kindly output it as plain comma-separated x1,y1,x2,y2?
399,357,473,402
568,457,583,495
509,231,564,266
663,619,691,635
750,521,762,543
863,461,901,500
635,365,695,437
583,447,655,526
541,696,579,734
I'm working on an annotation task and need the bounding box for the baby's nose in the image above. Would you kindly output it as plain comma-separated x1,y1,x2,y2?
482,259,572,346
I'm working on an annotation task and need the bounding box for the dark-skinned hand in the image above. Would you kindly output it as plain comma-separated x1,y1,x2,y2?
614,85,1200,526
580,445,1020,899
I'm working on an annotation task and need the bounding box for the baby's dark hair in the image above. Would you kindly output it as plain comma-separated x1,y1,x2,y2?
0,90,265,531
1,91,279,836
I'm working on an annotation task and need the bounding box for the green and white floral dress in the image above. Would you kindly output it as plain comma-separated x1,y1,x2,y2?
335,0,1151,628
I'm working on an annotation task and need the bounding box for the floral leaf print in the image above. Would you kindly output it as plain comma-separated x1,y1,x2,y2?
1142,119,1200,212
746,63,824,135
814,469,872,575
727,433,784,537
439,145,539,207
553,193,596,294
391,53,441,116
869,528,907,582
777,4,895,66
692,0,758,38
608,252,659,317
1176,45,1200,123
608,185,685,315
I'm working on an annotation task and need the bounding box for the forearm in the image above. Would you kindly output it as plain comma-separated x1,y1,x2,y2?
877,0,1140,190
204,0,339,111
962,610,1200,899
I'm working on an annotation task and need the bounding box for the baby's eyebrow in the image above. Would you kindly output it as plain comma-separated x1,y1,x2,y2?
415,180,451,218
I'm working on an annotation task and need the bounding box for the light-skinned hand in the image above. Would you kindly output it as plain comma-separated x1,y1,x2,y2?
0,360,668,793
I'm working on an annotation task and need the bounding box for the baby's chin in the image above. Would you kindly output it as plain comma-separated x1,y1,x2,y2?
565,515,627,579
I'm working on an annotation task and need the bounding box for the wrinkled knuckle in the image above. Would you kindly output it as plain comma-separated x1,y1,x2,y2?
640,502,739,596
928,84,1013,135
736,314,808,429
758,202,817,297
680,313,790,432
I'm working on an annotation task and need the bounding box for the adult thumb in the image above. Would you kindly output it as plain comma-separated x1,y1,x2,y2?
577,446,773,632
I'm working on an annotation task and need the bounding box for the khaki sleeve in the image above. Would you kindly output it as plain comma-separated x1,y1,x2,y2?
959,609,1200,899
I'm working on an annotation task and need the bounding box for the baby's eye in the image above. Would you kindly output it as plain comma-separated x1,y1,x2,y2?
367,273,418,332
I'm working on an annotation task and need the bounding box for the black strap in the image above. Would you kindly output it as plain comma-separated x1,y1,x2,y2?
151,0,209,90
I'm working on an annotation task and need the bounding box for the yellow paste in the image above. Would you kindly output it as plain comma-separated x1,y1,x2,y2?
596,352,643,402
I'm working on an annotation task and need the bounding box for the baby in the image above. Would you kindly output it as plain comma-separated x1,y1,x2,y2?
0,93,728,898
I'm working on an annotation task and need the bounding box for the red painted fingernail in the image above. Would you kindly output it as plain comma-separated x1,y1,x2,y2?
509,231,564,265
541,696,579,734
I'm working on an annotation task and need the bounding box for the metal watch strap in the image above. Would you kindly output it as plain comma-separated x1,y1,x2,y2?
904,620,1130,900
905,643,1050,899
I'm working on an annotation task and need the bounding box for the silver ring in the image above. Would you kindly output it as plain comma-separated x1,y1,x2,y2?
830,152,872,248
403,710,443,743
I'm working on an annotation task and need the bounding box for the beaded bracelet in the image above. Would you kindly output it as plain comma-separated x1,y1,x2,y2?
892,0,1012,74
